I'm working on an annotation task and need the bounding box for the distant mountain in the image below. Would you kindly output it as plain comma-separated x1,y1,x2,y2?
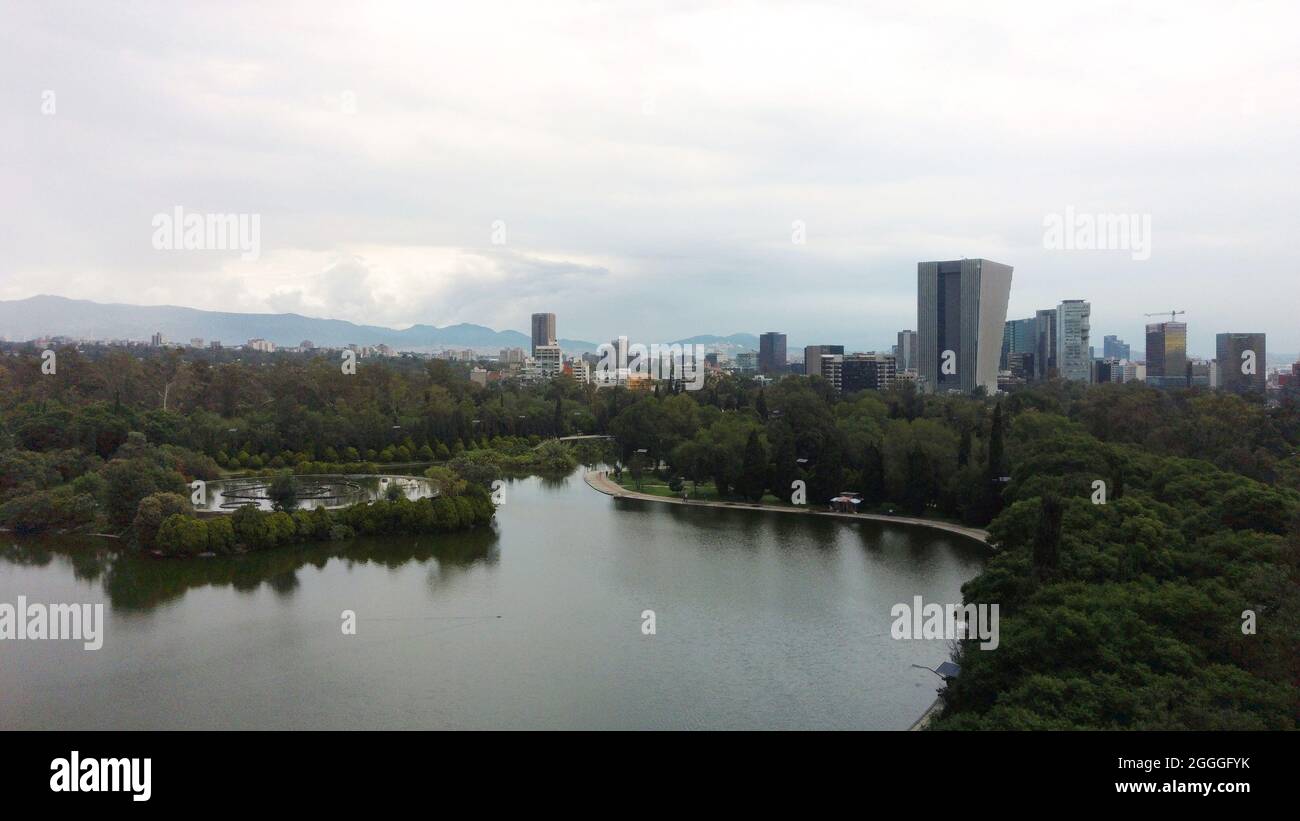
0,295,597,352
670,333,759,349
0,295,756,355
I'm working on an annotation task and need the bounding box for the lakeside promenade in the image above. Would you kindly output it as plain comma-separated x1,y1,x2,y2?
583,470,990,546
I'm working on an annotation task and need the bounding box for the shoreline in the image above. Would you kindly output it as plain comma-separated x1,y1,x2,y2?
584,468,970,730
583,470,991,547
908,697,945,731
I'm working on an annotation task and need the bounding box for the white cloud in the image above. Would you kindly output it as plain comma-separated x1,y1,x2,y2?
2,1,1298,352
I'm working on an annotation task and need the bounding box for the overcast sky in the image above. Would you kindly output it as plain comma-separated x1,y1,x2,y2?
3,1,1298,355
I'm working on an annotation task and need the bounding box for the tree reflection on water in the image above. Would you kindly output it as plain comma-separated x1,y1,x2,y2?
1,527,500,611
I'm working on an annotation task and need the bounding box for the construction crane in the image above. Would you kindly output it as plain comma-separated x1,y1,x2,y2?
1144,310,1186,323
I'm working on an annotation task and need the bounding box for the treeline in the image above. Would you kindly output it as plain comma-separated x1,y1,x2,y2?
0,346,596,468
929,411,1300,729
0,433,197,535
608,381,1008,522
148,485,496,557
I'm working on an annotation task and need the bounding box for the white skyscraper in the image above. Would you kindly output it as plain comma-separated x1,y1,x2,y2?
1055,299,1092,383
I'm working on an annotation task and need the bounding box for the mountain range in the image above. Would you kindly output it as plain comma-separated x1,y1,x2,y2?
0,295,760,354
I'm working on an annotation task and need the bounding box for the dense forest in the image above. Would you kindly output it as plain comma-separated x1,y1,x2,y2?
1,343,1297,727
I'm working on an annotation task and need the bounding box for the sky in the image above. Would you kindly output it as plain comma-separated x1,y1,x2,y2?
3,1,1299,356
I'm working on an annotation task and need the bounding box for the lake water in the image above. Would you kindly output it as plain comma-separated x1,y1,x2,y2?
0,469,985,729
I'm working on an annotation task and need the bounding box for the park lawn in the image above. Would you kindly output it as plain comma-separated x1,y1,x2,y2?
611,475,789,506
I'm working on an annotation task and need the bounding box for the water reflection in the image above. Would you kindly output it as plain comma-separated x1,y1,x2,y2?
1,526,500,612
2,468,985,730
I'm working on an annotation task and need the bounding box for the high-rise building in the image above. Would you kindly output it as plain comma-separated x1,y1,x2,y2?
1103,334,1130,361
1033,309,1057,381
917,258,1014,394
1007,350,1034,380
530,313,556,356
816,354,843,391
842,352,897,393
896,330,917,372
804,345,844,380
567,360,591,385
532,344,562,379
1092,359,1123,384
1001,317,1034,370
1216,332,1266,394
758,332,787,375
151,332,164,347
1188,358,1212,388
1055,300,1092,383
735,352,759,374
1145,321,1187,389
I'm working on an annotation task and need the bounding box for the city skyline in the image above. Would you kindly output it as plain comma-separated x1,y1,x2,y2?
3,291,1294,371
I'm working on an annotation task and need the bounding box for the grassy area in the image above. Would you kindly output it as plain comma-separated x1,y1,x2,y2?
610,474,796,507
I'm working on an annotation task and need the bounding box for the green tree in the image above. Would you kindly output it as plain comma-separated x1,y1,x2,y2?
132,492,192,550
1031,493,1063,581
739,429,768,501
267,470,299,511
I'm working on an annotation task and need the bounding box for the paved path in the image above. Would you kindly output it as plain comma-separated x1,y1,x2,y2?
908,697,945,731
583,471,990,546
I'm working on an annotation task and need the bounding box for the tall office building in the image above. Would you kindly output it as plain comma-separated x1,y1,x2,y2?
1033,309,1057,381
1103,334,1130,361
758,332,787,375
805,345,844,380
842,352,897,393
816,354,843,391
1146,321,1187,389
532,344,563,379
1001,317,1035,370
917,259,1014,394
896,330,917,372
1055,300,1092,383
1006,350,1035,380
1216,332,1266,394
530,313,556,356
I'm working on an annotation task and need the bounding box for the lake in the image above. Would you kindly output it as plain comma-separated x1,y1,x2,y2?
0,469,985,729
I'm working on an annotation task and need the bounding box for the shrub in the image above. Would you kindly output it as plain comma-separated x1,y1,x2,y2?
133,492,193,550
0,487,98,534
155,513,209,556
206,516,236,554
267,469,298,511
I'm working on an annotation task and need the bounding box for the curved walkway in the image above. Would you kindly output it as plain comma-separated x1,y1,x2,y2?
584,471,990,546
908,697,945,731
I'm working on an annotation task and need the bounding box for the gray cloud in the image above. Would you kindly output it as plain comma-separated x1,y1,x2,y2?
2,1,1298,353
